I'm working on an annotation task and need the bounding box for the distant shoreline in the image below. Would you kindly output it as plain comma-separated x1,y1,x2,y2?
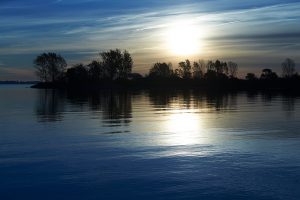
30,78,300,93
0,81,39,85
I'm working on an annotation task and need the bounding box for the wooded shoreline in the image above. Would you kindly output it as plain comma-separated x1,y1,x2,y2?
31,78,300,93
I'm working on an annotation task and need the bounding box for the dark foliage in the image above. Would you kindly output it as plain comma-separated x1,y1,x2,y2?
192,60,205,79
178,60,192,79
32,50,300,92
260,68,278,80
34,52,67,82
100,49,133,80
87,60,106,82
148,62,173,78
66,64,89,84
245,73,257,81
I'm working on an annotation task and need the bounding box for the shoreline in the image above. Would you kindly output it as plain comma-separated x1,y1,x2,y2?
31,79,300,94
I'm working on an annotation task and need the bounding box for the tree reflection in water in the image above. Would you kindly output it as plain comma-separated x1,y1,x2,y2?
35,89,65,122
35,89,133,126
35,89,298,125
148,90,239,112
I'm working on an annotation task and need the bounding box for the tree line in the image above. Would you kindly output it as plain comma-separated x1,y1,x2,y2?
34,50,298,85
34,49,133,83
148,59,239,80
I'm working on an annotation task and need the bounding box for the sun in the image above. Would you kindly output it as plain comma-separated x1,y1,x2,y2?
166,21,203,56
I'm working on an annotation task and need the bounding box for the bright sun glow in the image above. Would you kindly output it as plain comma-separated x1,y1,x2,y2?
166,21,203,56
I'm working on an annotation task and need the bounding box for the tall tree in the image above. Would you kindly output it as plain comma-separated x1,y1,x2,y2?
228,61,238,78
34,52,67,82
88,60,107,81
282,58,296,78
193,59,206,79
178,59,192,79
120,50,133,79
206,60,215,72
99,49,133,80
214,60,227,75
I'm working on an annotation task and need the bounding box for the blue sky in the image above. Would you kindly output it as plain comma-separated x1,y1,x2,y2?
0,0,300,80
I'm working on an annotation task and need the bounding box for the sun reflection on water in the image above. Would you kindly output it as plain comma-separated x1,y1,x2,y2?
164,109,204,146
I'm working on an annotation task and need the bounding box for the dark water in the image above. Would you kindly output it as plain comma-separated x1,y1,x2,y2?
1,85,300,200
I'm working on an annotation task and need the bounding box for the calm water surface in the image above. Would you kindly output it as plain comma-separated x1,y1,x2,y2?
1,85,300,199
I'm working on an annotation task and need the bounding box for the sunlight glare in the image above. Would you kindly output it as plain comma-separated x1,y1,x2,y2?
164,110,203,145
166,21,203,56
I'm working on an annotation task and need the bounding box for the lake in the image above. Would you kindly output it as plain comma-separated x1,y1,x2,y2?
1,84,300,200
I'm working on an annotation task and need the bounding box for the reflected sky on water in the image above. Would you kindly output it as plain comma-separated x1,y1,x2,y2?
1,85,300,199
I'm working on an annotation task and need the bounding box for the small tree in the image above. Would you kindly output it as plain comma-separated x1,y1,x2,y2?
260,68,278,80
282,58,296,78
178,59,192,79
245,73,257,80
228,61,238,78
34,52,67,82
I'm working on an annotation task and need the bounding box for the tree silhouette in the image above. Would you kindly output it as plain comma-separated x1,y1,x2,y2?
66,64,89,84
119,50,133,79
205,60,228,76
206,60,214,71
214,60,222,74
99,49,133,80
149,62,173,78
193,59,206,79
228,61,238,78
88,60,107,81
204,70,218,80
31,50,300,91
100,49,121,80
204,60,228,80
34,52,67,82
245,73,257,80
214,60,228,75
178,59,192,79
260,68,278,80
282,58,296,78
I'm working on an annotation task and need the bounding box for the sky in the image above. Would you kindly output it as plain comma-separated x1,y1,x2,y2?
0,0,300,80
